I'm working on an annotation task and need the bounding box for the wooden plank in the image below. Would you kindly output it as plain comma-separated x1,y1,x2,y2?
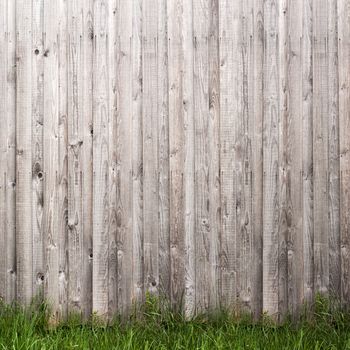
15,0,33,305
81,0,94,319
43,0,59,319
167,0,195,314
250,0,264,318
0,0,16,303
67,0,83,314
32,0,44,300
5,0,16,303
262,0,279,317
67,0,93,317
208,0,220,312
115,0,133,316
301,0,314,306
106,0,118,318
183,0,195,317
158,0,170,303
92,0,109,318
57,0,69,319
312,0,329,295
286,0,303,316
339,0,350,305
168,0,185,309
193,0,220,312
328,0,340,299
277,0,288,319
131,0,144,307
193,0,210,312
142,0,159,295
219,0,238,310
237,0,254,314
0,0,7,303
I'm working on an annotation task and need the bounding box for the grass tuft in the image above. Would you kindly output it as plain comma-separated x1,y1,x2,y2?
1,294,350,349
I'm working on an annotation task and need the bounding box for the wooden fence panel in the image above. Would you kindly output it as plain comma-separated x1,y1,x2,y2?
0,0,349,320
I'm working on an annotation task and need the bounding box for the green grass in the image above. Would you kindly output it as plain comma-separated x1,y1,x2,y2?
1,295,350,349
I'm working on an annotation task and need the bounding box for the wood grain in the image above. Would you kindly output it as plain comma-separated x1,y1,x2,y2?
158,0,170,303
301,0,314,306
92,0,110,318
339,0,350,305
0,0,16,303
328,0,340,299
115,0,133,316
107,0,118,318
43,0,59,319
193,0,211,313
32,0,44,300
219,0,238,311
57,0,69,319
168,0,185,309
182,0,195,318
131,0,144,308
81,0,94,319
277,0,288,318
286,0,303,317
263,0,279,318
67,0,94,318
142,0,159,296
237,0,254,315
16,0,33,305
3,0,350,319
250,0,264,318
313,0,329,295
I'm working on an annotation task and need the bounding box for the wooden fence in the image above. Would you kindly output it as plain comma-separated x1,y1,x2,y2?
1,0,350,321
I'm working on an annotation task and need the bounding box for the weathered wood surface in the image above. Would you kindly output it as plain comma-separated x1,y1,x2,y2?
1,0,350,320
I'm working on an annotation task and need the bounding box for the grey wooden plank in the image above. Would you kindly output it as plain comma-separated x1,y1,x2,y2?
115,0,133,316
92,0,110,319
6,0,16,304
158,0,170,304
131,0,144,308
277,0,288,319
193,0,219,312
43,0,60,321
250,0,264,318
0,0,16,303
168,0,185,309
312,0,329,295
6,0,16,303
183,0,195,318
208,0,220,312
286,0,303,317
193,0,210,313
32,0,44,300
67,0,83,315
0,0,14,303
142,0,159,295
67,0,94,318
106,0,118,318
15,0,33,305
338,0,350,305
237,0,254,315
0,0,6,303
219,0,238,310
262,0,279,318
81,0,94,319
328,0,340,299
301,0,314,306
57,0,69,320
